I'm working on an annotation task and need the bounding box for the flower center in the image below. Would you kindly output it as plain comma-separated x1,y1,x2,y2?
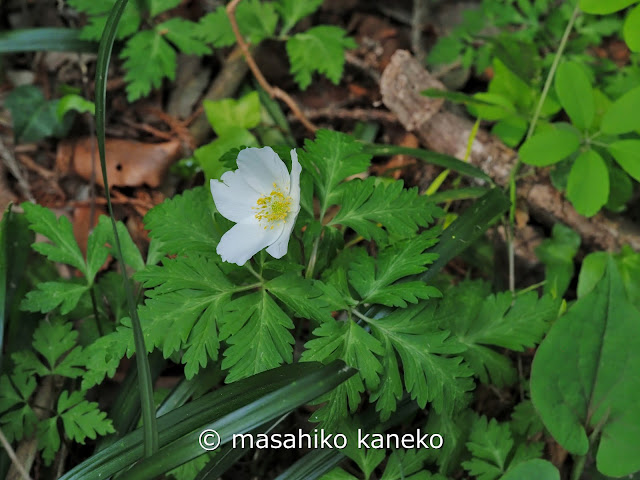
253,184,292,229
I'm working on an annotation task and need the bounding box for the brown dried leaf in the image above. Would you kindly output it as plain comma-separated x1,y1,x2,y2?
57,137,182,188
73,205,107,257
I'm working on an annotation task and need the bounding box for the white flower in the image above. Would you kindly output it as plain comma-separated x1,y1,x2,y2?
210,147,301,266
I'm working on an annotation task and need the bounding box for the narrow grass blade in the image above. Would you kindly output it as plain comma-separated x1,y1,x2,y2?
93,0,158,457
427,186,489,203
421,188,510,283
117,361,356,479
0,28,97,53
59,362,355,480
362,143,493,184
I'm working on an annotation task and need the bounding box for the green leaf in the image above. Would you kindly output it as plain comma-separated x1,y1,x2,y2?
369,335,403,421
299,129,372,214
555,61,594,130
143,186,220,257
578,248,640,311
20,281,88,315
85,214,110,284
24,319,84,377
467,93,516,121
277,0,323,34
0,373,38,442
220,290,295,382
601,85,640,134
198,0,279,47
607,139,640,182
237,0,279,43
518,128,581,166
624,4,640,52
81,362,354,480
500,460,559,480
22,202,86,274
96,215,145,272
286,26,356,90
203,91,261,136
121,30,175,101
605,166,633,212
38,417,61,465
535,223,581,298
82,324,133,389
434,281,557,387
195,128,259,180
380,449,430,480
348,233,441,307
57,94,95,121
579,0,637,14
342,423,386,479
302,320,384,426
0,28,97,53
5,85,72,143
58,390,115,443
567,149,609,217
491,35,540,84
159,18,210,55
462,416,513,480
329,178,442,243
197,7,235,47
493,115,528,147
147,0,178,16
67,0,141,41
135,255,236,378
531,258,640,477
428,36,464,65
265,273,334,323
368,303,473,415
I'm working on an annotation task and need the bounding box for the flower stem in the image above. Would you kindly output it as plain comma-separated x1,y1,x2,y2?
305,235,321,279
244,262,263,282
507,1,581,292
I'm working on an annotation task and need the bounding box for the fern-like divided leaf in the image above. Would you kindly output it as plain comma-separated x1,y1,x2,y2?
298,129,372,215
434,280,558,386
135,255,236,379
462,415,543,480
329,178,443,244
286,26,357,90
220,289,295,382
302,320,384,428
368,303,474,418
143,185,222,258
348,232,441,307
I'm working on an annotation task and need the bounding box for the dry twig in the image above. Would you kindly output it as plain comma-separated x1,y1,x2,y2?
226,0,318,134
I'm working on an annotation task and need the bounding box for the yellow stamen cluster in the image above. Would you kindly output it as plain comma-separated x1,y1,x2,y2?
253,183,292,229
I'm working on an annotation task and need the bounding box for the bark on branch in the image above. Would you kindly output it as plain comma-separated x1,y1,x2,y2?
381,50,640,252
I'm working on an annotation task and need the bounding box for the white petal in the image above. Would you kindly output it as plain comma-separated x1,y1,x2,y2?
217,223,284,266
265,213,299,259
288,149,301,206
266,149,302,259
210,173,261,224
236,147,290,194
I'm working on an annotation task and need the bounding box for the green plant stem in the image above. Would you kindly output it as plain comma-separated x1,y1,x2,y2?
94,0,158,457
89,286,104,337
507,1,581,292
305,235,321,279
244,262,263,282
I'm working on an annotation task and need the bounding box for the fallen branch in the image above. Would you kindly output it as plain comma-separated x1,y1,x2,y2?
381,50,640,252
